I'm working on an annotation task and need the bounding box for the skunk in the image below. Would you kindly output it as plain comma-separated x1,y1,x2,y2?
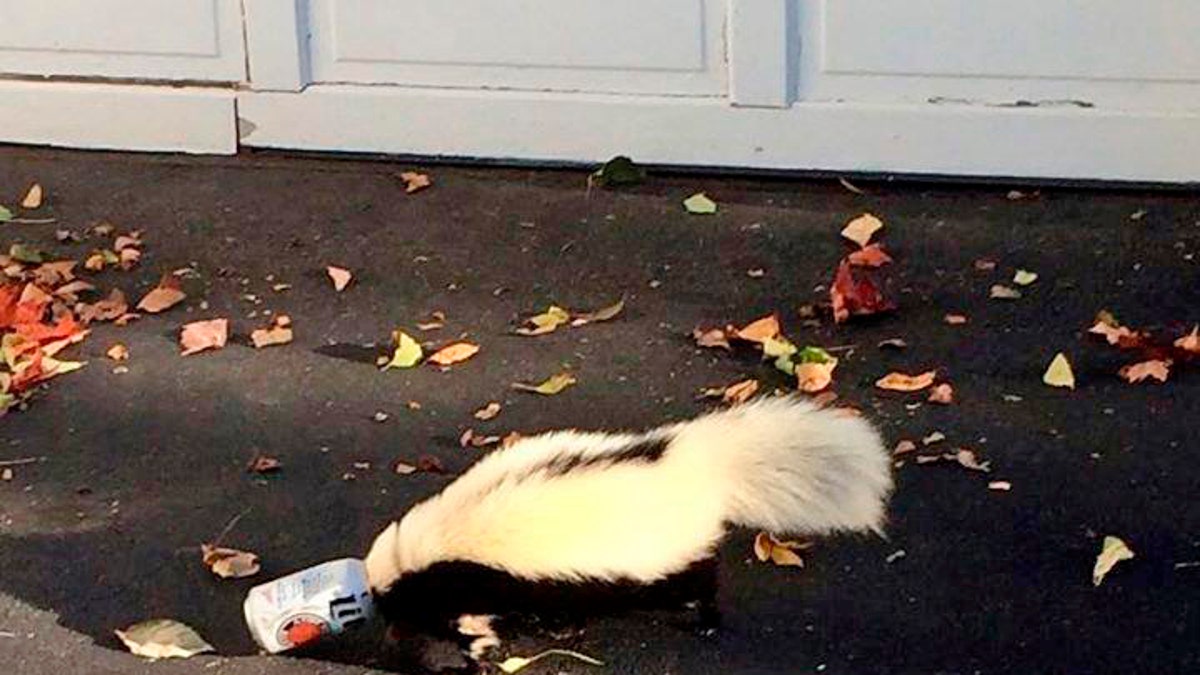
365,397,892,645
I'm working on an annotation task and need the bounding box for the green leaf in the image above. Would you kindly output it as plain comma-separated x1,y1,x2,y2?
8,244,44,263
0,206,12,222
797,346,835,364
761,336,797,359
683,192,717,215
774,355,796,376
383,330,423,369
590,156,644,188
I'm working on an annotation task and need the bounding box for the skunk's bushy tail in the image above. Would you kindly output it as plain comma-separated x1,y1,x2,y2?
672,396,892,536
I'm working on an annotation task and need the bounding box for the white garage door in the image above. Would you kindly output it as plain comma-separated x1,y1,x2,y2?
2,0,1199,182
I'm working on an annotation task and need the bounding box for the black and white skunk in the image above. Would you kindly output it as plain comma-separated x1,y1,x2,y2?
365,397,891,645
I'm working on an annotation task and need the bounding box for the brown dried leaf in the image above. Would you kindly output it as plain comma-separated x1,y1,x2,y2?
180,319,228,356
106,344,129,362
1119,359,1170,384
427,341,480,366
247,454,282,473
752,532,810,568
136,276,186,314
721,378,759,405
692,327,731,350
875,370,937,392
250,315,294,348
927,383,954,404
841,213,883,247
416,455,446,473
473,402,502,420
201,544,261,579
326,266,352,292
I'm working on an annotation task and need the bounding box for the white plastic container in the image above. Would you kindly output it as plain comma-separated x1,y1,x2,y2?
243,558,375,653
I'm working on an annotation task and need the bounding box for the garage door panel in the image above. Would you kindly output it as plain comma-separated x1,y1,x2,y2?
0,0,244,81
308,0,727,96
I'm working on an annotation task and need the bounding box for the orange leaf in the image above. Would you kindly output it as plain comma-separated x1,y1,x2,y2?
180,319,228,356
875,370,937,392
427,342,480,366
927,383,954,404
734,315,780,343
137,276,186,314
250,315,294,348
796,360,837,393
1119,359,1170,384
106,344,129,361
326,266,352,292
1174,326,1200,353
399,171,432,194
847,244,893,268
1088,320,1140,347
692,327,731,350
720,378,759,405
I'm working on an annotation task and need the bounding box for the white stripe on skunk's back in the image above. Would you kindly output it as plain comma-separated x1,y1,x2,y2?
385,397,891,585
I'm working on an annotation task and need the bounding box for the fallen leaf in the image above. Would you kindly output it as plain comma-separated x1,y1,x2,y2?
393,461,417,475
752,532,811,568
1173,326,1200,353
1119,359,1170,384
841,213,884,247
734,314,781,343
460,429,502,448
498,649,604,674
512,372,576,395
179,319,228,356
927,383,954,404
106,344,129,361
570,298,625,326
115,619,213,660
247,454,282,473
416,310,446,331
136,276,186,314
876,370,937,392
990,284,1022,300
373,411,389,423
974,258,998,272
922,431,946,445
77,289,129,324
878,338,907,349
427,342,480,366
53,279,94,301
119,248,141,270
1043,353,1075,389
383,330,423,369
892,440,917,456
721,378,759,405
0,206,10,222
399,171,432,194
416,455,446,473
746,268,766,278
9,244,44,264
250,315,293,348
326,266,352,292
692,327,731,350
944,314,968,325
1013,269,1038,286
683,192,717,215
847,243,893,267
1093,536,1134,587
796,357,838,394
951,448,991,472
20,184,43,209
988,481,1012,491
831,260,889,323
516,305,570,336
473,402,502,420
589,156,644,188
93,223,115,237
1129,209,1147,221
838,177,866,195
201,544,261,579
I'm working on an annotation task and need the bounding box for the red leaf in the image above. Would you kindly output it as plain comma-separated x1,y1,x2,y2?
847,244,893,268
830,260,889,323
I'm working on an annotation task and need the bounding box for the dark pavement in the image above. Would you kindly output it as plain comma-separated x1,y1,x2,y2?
0,147,1197,675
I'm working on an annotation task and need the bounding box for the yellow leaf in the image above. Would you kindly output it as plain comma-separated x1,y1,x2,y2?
570,297,625,326
512,372,576,395
326,265,352,292
427,342,480,366
875,370,937,392
516,305,570,336
841,213,883,247
21,183,43,209
383,331,423,369
115,619,214,660
1013,269,1038,286
1042,353,1075,389
683,192,717,214
498,649,604,673
752,531,810,568
1092,536,1134,586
